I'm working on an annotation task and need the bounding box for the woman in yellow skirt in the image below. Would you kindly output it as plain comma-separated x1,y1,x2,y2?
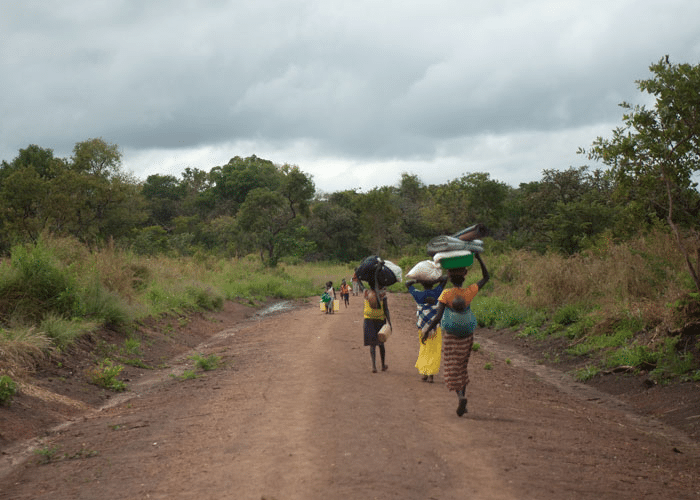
406,276,447,382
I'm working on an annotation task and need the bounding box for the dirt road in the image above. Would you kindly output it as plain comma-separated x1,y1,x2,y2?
1,293,699,499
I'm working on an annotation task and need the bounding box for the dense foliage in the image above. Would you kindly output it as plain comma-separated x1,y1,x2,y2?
0,57,698,275
1,57,699,390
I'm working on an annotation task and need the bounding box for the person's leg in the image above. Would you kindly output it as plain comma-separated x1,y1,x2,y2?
370,345,377,372
379,343,387,371
456,389,467,416
456,336,474,416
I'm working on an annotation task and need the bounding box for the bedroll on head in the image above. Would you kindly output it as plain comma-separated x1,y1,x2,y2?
355,255,401,287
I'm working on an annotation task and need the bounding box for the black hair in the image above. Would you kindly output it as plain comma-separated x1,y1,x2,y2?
449,273,465,287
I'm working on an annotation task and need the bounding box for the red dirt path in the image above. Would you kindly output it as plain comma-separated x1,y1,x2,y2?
1,293,699,499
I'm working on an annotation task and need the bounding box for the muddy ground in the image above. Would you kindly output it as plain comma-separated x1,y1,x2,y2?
1,293,699,499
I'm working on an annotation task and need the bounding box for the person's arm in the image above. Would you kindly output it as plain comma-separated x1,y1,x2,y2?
382,296,392,328
475,253,490,290
421,303,445,344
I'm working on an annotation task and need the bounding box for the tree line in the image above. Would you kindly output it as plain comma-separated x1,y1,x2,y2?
1,57,699,283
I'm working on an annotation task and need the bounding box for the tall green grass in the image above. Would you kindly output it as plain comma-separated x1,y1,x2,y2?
479,229,699,380
0,237,362,376
1,231,698,383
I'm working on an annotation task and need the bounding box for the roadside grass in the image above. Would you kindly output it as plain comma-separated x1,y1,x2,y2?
0,238,353,377
1,230,698,385
0,374,17,405
477,229,699,382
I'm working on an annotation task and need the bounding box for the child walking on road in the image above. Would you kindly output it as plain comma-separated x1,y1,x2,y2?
340,279,350,308
421,253,489,416
406,275,448,383
324,281,337,314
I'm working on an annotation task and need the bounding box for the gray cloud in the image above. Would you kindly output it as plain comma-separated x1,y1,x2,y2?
2,0,700,192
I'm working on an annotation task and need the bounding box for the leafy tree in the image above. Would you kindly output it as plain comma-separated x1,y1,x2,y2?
142,174,185,227
0,165,49,245
208,155,281,216
234,163,315,265
71,138,122,179
307,200,363,261
0,145,68,249
356,186,403,255
65,139,147,243
0,140,146,249
423,172,510,238
180,167,214,218
397,173,434,241
586,57,700,290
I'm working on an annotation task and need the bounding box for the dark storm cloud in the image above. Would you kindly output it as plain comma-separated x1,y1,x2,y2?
2,0,700,192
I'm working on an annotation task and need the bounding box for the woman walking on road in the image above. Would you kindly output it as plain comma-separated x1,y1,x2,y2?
363,278,391,373
421,253,489,416
406,275,448,383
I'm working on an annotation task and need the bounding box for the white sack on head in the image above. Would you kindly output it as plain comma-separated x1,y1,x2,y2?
406,260,443,282
383,260,403,283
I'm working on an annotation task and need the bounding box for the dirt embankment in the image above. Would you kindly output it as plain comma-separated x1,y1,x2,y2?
1,293,699,500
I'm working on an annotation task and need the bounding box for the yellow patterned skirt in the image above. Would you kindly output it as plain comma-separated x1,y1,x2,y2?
415,327,442,376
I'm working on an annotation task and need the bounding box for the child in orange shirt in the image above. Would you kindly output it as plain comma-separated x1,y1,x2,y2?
339,279,350,307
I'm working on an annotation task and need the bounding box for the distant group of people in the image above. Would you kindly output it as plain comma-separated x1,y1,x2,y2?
321,278,353,314
320,253,490,417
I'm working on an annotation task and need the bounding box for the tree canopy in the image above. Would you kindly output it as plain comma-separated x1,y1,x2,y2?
586,56,700,290
3,57,700,270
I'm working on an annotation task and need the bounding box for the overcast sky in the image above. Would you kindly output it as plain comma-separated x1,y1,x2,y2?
2,1,699,194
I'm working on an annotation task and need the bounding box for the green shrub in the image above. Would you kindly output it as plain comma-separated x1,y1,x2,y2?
186,286,223,311
0,242,80,322
0,375,18,405
552,303,584,326
649,336,698,382
190,353,221,371
39,314,95,350
87,359,127,391
81,278,132,330
573,365,600,382
604,344,657,369
172,369,199,380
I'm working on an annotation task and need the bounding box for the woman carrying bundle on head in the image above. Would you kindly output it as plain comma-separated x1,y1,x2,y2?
406,260,448,383
363,277,391,373
421,252,489,417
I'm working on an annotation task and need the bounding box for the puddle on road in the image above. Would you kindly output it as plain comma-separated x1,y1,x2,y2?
255,300,296,317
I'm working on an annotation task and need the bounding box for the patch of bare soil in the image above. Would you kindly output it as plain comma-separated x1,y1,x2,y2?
480,327,700,442
1,293,699,499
